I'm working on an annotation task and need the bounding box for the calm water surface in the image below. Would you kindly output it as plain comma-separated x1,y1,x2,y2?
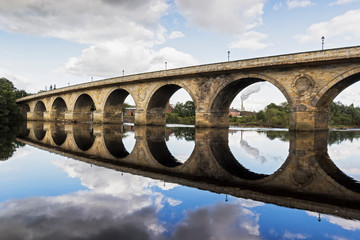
0,122,359,239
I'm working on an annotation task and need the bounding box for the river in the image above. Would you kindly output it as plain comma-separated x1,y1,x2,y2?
0,122,359,239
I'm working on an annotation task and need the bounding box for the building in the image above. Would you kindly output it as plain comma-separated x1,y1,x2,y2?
229,108,241,117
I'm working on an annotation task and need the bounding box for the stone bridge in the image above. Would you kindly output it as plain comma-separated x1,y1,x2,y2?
16,46,360,131
17,122,360,220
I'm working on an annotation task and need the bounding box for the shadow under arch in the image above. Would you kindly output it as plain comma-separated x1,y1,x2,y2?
210,75,291,127
209,129,268,180
51,125,67,146
52,97,68,121
34,124,46,141
73,124,95,151
104,89,134,124
146,84,195,126
73,94,95,123
317,151,360,194
146,126,193,168
103,124,132,158
34,101,46,120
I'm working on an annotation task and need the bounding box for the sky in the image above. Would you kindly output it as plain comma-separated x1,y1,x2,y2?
1,0,360,111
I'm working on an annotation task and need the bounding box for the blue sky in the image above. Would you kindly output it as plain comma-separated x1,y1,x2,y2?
1,0,360,110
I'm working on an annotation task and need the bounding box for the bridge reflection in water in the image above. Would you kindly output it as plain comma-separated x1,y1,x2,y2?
17,122,360,221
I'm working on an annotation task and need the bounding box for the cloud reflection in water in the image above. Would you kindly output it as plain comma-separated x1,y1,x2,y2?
0,156,263,239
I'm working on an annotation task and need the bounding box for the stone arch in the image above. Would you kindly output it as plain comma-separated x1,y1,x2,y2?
73,94,96,123
51,97,68,121
103,88,133,123
208,74,291,128
146,84,196,126
34,101,46,120
20,104,30,120
315,68,360,109
212,74,292,111
313,68,360,130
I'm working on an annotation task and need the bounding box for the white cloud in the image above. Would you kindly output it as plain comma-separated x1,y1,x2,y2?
306,211,360,231
295,9,360,43
329,0,360,6
175,0,265,35
167,198,182,206
0,68,32,91
283,231,309,239
172,203,261,240
57,43,197,78
169,31,185,39
0,1,199,78
273,2,283,10
229,31,268,50
0,0,168,45
287,0,314,9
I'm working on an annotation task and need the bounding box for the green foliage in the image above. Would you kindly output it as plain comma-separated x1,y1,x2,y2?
0,123,25,161
15,89,30,99
166,101,195,125
170,127,195,141
329,101,360,127
166,113,195,125
122,102,134,113
173,101,195,117
0,78,21,124
230,102,290,128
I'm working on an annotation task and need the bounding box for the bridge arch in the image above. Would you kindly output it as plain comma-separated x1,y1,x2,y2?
316,68,360,109
208,74,292,128
34,101,47,120
103,88,134,123
51,97,68,121
73,94,96,123
146,84,197,126
314,68,360,129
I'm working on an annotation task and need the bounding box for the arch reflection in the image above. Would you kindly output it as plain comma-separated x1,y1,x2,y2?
73,124,95,151
146,126,191,167
17,122,360,220
103,125,135,158
51,125,67,146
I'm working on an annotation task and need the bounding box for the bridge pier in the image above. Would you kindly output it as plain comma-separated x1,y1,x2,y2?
102,111,123,124
195,111,229,128
290,108,329,132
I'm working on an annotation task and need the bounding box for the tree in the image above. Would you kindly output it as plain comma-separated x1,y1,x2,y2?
0,78,20,124
173,101,195,117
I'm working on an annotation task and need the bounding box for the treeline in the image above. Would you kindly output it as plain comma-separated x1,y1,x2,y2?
0,78,29,160
230,102,290,128
0,78,29,124
166,101,195,125
329,101,360,127
230,101,360,128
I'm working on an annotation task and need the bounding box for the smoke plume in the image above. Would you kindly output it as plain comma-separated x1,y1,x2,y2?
240,84,261,101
